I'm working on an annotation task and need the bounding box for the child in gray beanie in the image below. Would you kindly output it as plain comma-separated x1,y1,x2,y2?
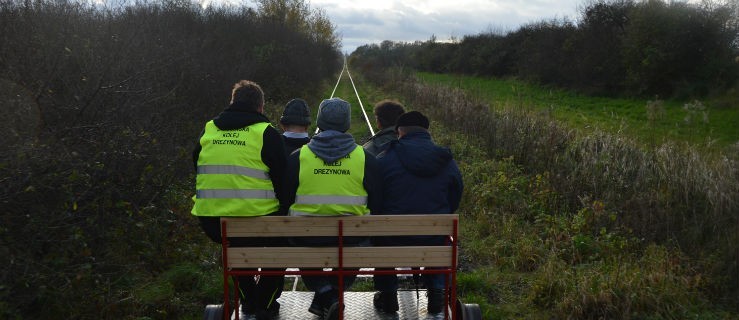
316,97,351,133
281,97,382,319
307,98,356,162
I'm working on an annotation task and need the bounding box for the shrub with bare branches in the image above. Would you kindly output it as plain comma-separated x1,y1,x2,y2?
0,0,341,317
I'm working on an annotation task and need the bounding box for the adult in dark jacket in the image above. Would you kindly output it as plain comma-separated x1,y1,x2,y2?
191,80,286,320
362,99,405,156
282,98,382,320
279,98,311,155
372,111,463,315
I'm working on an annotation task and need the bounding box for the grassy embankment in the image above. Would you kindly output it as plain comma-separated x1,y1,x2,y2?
417,72,739,150
355,69,738,319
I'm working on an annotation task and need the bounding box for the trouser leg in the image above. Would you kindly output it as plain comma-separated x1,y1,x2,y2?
423,269,446,290
236,273,258,312
255,271,285,309
373,268,399,291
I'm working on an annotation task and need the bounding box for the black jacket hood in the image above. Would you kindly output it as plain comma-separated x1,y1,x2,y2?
392,131,452,177
213,101,270,129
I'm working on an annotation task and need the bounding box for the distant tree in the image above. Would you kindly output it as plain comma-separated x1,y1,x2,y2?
622,0,738,97
452,32,512,76
252,0,341,98
348,0,737,99
513,19,577,86
572,0,634,95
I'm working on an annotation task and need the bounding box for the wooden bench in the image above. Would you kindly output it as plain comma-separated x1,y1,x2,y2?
204,214,481,320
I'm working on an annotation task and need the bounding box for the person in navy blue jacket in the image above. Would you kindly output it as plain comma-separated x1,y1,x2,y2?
372,111,463,315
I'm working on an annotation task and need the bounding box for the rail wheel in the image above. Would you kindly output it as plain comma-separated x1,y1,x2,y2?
456,299,482,320
203,304,224,320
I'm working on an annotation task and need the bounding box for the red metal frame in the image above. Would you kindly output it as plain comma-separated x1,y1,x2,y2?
220,218,460,320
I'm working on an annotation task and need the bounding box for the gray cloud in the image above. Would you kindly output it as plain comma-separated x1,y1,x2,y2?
313,0,581,53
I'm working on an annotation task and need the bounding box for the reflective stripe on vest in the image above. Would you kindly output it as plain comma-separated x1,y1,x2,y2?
191,121,279,217
295,195,368,205
197,189,276,199
197,165,270,180
289,145,369,216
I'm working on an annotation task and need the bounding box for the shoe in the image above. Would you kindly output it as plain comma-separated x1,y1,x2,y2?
373,291,399,313
427,288,445,314
309,289,338,317
239,298,256,315
254,301,280,320
324,301,341,320
308,293,323,317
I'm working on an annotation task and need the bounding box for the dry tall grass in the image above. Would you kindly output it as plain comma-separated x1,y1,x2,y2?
387,71,739,305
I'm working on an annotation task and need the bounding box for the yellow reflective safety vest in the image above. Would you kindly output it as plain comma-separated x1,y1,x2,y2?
191,121,279,216
289,145,370,216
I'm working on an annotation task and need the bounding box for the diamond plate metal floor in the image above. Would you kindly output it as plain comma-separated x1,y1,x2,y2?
233,291,447,320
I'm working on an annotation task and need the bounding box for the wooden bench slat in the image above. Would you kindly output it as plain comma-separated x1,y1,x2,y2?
227,246,455,268
222,214,457,237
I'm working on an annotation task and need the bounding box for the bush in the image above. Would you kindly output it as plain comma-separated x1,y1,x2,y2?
0,0,340,318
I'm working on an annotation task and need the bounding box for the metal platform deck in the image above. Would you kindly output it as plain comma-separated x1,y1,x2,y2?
233,290,447,320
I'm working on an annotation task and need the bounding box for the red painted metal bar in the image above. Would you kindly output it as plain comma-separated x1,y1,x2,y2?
451,219,459,320
229,268,454,277
221,220,233,320
233,277,240,320
337,219,345,320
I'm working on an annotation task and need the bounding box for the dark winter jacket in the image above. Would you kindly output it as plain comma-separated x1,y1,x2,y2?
374,130,463,245
192,101,287,213
281,132,310,156
362,127,398,156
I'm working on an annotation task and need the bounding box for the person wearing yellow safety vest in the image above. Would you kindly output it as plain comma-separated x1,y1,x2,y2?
281,97,381,320
191,80,286,320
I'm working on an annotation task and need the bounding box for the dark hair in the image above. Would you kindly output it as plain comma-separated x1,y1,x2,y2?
373,99,405,129
230,80,264,111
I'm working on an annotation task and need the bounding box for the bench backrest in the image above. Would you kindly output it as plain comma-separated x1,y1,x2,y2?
221,214,458,269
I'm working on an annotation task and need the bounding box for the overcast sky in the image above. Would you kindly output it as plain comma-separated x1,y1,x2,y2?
308,0,584,53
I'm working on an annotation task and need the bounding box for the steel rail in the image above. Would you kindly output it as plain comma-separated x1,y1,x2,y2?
345,58,375,136
315,56,376,136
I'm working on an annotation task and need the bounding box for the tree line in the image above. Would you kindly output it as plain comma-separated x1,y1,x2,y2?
0,0,340,317
352,0,738,100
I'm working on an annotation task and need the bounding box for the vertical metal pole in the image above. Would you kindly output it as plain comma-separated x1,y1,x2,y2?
451,219,459,320
221,220,232,320
338,219,345,320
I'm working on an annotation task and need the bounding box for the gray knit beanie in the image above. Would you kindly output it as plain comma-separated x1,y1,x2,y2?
316,98,351,132
280,98,311,126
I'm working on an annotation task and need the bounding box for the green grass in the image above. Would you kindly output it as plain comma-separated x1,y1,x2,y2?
417,72,739,149
427,115,736,319
319,71,385,142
